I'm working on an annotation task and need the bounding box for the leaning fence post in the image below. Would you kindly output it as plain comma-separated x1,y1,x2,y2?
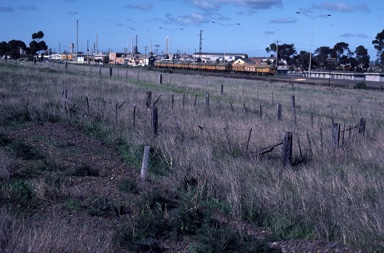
282,131,292,167
141,146,151,181
151,106,158,136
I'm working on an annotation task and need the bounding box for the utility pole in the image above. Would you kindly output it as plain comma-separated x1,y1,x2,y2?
199,30,203,60
154,44,160,55
275,40,280,65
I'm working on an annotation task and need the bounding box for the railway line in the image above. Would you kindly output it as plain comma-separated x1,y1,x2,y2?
151,66,384,91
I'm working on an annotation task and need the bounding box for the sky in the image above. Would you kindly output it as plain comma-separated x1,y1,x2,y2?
1,0,383,59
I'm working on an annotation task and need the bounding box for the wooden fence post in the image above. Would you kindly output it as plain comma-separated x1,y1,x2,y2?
109,67,112,77
282,131,292,167
151,106,158,136
171,95,174,108
220,84,224,95
259,105,263,119
205,92,210,109
332,123,341,148
245,128,252,152
133,105,136,127
358,118,366,134
194,94,197,106
146,91,152,108
158,74,163,84
276,103,282,121
141,146,150,181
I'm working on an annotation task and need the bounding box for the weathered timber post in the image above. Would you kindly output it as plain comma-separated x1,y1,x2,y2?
276,103,282,121
282,131,293,167
205,92,210,109
220,84,224,95
292,95,297,125
296,133,302,158
259,105,263,119
115,103,118,125
291,95,296,108
171,95,174,109
133,105,136,127
109,67,112,77
65,61,68,70
146,91,152,108
320,127,323,149
141,146,150,181
332,123,341,148
229,102,234,112
358,118,366,135
246,128,252,152
158,74,163,84
85,96,89,116
151,106,158,136
243,104,248,114
194,94,197,106
182,94,186,109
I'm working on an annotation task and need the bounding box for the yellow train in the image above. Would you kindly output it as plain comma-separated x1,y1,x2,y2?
154,60,277,76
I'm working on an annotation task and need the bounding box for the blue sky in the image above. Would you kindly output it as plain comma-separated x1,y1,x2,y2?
1,0,383,59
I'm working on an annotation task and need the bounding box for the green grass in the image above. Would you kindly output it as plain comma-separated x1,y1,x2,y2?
1,61,384,252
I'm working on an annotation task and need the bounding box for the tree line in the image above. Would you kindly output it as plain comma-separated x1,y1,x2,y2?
267,29,384,71
0,31,48,60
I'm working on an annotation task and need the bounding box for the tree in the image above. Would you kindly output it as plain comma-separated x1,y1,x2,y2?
0,41,8,56
354,45,370,69
32,31,44,42
295,51,311,70
314,46,333,70
29,31,48,55
333,42,350,60
372,29,384,65
266,43,297,65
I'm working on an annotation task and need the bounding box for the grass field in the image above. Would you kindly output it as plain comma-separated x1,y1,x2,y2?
1,61,384,252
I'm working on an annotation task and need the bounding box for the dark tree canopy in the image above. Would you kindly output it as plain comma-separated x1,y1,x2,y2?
372,29,384,64
32,31,44,41
355,45,370,69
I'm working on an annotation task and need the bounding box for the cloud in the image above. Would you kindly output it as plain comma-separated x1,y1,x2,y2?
123,3,153,10
0,6,14,12
191,0,219,10
190,0,282,10
175,12,206,26
340,33,369,38
313,2,370,13
265,31,275,35
270,18,296,24
17,5,37,11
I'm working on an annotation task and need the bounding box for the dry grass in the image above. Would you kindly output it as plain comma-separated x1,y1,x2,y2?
1,61,384,252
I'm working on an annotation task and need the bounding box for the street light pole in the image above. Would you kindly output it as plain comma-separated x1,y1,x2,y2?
296,12,331,78
212,21,240,62
159,27,183,55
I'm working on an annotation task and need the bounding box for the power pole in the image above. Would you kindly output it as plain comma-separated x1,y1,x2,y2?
275,40,280,65
154,44,160,55
199,30,203,60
